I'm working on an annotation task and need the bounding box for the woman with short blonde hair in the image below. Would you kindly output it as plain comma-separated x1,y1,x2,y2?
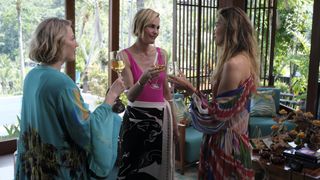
117,8,177,180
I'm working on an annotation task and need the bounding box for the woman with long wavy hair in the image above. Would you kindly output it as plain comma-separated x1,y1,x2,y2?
169,7,259,179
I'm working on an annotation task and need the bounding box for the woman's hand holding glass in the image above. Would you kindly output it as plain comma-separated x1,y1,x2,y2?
110,51,125,78
105,77,125,105
149,64,166,89
138,65,165,88
110,51,126,113
168,72,196,95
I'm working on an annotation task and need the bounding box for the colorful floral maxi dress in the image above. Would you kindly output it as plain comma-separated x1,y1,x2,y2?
190,76,255,180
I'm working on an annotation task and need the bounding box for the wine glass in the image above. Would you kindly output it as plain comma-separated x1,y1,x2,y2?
172,61,180,76
149,52,165,89
110,50,125,113
168,61,180,92
110,51,125,78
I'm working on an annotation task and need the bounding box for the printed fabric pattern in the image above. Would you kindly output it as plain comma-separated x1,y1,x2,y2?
118,106,164,180
15,65,121,180
190,75,255,180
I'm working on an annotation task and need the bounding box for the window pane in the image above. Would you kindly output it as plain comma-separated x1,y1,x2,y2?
75,1,110,109
0,0,65,140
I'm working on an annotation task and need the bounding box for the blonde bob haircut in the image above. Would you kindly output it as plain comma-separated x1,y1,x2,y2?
29,18,72,64
132,8,159,38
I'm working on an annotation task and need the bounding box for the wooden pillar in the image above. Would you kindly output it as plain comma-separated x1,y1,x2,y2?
306,0,320,116
109,0,120,83
65,0,75,81
268,0,277,86
196,0,202,90
218,0,246,10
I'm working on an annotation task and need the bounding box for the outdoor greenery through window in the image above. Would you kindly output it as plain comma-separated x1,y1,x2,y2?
273,0,313,110
0,0,65,140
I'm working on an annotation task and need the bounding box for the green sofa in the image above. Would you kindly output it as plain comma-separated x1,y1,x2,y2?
249,87,295,138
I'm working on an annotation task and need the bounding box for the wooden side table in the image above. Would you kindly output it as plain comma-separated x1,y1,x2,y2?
252,154,320,180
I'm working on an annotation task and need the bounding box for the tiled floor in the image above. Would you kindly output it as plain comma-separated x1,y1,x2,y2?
0,154,197,180
0,154,14,180
174,165,198,180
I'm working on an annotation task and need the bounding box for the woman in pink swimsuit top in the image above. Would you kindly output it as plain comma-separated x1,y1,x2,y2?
117,8,178,180
124,47,165,102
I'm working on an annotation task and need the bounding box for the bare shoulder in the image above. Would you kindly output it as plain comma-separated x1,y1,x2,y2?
227,53,251,77
228,54,250,68
218,54,251,93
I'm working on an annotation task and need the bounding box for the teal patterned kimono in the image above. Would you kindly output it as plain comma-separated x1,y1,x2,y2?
15,65,121,180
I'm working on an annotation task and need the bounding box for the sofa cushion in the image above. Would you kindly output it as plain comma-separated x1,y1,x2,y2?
185,126,203,163
249,116,296,138
255,87,280,112
250,90,276,117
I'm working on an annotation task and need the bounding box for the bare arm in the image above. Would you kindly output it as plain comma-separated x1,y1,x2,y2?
104,77,125,105
119,50,145,102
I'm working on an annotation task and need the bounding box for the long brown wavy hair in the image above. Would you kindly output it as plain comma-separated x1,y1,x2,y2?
212,7,260,87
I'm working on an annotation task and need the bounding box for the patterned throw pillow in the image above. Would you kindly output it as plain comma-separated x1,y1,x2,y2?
250,90,276,117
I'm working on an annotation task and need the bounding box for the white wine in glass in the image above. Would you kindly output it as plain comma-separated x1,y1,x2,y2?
109,50,125,113
149,51,166,89
110,51,125,77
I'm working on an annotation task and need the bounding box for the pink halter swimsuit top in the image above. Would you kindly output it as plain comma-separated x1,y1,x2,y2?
124,47,165,102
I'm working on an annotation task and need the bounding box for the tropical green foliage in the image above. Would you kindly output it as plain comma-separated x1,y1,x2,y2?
274,0,313,102
0,0,64,96
87,63,109,97
0,54,22,95
0,116,20,140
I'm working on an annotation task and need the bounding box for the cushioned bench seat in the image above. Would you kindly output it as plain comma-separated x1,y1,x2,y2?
184,126,202,163
248,87,296,138
249,116,296,137
176,123,203,174
174,93,203,174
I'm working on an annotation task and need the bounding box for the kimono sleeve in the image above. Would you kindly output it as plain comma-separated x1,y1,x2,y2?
190,77,255,134
58,88,121,178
